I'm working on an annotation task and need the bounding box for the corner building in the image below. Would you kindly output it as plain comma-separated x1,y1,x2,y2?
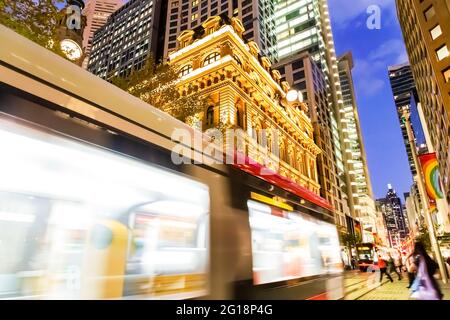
168,16,323,196
396,0,450,200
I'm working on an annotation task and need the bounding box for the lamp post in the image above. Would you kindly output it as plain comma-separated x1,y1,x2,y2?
402,109,448,283
56,0,86,65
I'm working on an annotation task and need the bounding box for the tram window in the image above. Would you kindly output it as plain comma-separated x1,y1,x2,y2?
247,200,342,285
0,117,209,300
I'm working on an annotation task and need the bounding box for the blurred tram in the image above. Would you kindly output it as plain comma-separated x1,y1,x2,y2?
0,25,344,300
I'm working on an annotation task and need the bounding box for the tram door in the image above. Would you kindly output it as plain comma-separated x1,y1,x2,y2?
80,220,128,299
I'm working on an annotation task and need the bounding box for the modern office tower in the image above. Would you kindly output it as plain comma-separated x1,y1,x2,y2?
81,0,124,68
404,191,421,237
169,16,323,197
273,0,352,231
376,185,409,248
396,0,450,200
88,0,163,79
338,52,377,243
274,52,350,230
388,63,417,175
409,89,429,156
163,0,277,61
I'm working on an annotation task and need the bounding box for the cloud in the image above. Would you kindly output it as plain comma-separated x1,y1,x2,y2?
368,38,407,62
352,37,408,96
328,0,396,28
353,59,386,96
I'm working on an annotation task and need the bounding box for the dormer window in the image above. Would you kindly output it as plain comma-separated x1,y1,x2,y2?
179,65,193,77
203,52,220,66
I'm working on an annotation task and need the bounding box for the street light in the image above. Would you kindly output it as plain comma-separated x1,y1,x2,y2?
403,109,448,283
286,90,304,103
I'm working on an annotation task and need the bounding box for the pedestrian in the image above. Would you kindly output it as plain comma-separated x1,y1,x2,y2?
351,257,356,270
405,253,417,288
410,241,443,300
445,256,450,280
396,251,404,273
388,253,402,280
402,253,408,272
378,255,393,283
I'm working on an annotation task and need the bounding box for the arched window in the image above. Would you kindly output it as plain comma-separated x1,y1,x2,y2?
236,105,244,128
233,54,242,67
205,106,215,127
179,65,192,77
279,142,286,162
250,72,260,85
236,107,242,128
203,52,220,66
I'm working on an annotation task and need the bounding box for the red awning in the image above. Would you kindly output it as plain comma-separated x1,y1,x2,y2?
232,154,333,211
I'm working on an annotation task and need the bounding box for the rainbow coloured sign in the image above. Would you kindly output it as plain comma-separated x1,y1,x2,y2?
418,153,444,201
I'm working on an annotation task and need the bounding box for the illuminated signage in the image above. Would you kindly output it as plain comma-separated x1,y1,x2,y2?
250,192,293,211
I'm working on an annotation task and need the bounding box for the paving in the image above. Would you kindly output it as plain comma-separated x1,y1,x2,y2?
343,270,450,300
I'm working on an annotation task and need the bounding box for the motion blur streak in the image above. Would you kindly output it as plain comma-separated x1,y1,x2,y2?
0,119,209,300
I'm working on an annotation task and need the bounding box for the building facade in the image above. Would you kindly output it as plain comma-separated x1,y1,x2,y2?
163,0,277,61
404,191,421,237
88,0,163,79
338,52,377,243
396,0,450,201
376,185,409,248
168,16,323,196
82,0,124,68
273,0,354,232
388,63,418,175
273,52,350,230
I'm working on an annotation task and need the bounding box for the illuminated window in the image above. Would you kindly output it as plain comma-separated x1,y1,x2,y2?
430,25,442,40
192,0,198,6
205,106,215,127
424,6,435,21
236,107,243,128
436,45,449,61
443,67,450,83
179,65,192,76
191,13,198,21
203,52,220,66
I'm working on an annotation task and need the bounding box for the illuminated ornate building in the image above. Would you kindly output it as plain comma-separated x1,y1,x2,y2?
168,15,322,195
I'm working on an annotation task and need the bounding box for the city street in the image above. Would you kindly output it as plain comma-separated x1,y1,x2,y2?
344,270,450,300
1,0,450,303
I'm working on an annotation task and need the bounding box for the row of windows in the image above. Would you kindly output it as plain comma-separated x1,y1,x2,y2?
422,3,450,85
178,52,221,77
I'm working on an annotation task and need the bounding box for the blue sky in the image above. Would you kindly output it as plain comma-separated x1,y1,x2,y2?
328,0,412,199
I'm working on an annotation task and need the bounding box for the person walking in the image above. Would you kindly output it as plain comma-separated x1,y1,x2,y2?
351,257,356,270
405,253,417,288
396,251,404,273
410,241,443,300
378,255,393,283
388,253,402,280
